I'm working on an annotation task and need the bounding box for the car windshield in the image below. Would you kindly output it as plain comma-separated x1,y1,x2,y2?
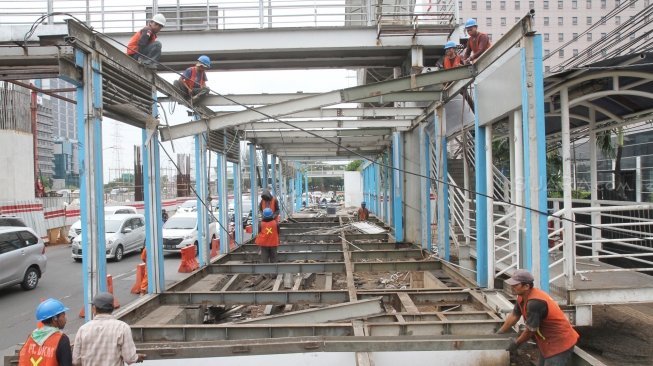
0,218,26,227
181,201,196,208
105,219,123,233
164,217,197,230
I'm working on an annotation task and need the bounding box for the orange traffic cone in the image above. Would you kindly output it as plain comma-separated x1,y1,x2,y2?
131,263,147,294
178,245,199,273
80,275,119,317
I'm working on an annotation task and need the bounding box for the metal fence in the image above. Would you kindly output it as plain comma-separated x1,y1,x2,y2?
0,84,31,133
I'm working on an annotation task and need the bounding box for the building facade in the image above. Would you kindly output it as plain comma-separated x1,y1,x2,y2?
458,0,650,72
36,97,55,180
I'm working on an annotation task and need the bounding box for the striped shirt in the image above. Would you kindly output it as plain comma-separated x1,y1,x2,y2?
72,314,139,366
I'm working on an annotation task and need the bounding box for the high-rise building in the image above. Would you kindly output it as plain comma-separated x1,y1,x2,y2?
49,78,77,140
457,0,650,72
36,97,55,179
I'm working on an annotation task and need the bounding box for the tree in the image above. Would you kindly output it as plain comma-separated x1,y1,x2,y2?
345,160,363,171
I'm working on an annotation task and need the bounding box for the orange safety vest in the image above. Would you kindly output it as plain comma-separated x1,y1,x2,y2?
468,32,492,56
182,67,206,90
517,288,579,358
443,55,462,69
255,220,279,247
126,27,157,56
358,208,369,221
18,332,63,366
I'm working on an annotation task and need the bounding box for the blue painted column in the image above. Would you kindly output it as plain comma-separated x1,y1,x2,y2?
375,163,381,216
522,34,549,291
217,151,229,254
194,133,209,266
383,151,390,224
233,162,243,246
474,86,489,288
261,150,268,190
278,161,286,220
75,49,107,320
304,174,309,207
435,108,450,260
270,154,277,195
388,147,394,226
142,99,165,293
420,123,433,251
392,132,404,242
249,143,258,236
294,166,302,211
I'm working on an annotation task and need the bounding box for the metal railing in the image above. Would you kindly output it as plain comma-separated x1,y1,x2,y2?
547,199,653,287
0,0,457,33
493,202,519,278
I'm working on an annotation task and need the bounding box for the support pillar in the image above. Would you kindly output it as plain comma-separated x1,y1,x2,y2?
392,132,404,242
270,154,277,195
279,162,286,220
143,102,164,293
76,49,107,320
194,133,209,266
588,108,601,259
217,151,229,254
262,150,268,189
474,85,489,288
511,110,524,269
560,88,575,289
420,123,432,251
522,34,549,291
304,174,309,207
233,162,243,246
485,125,495,288
435,108,449,259
375,161,381,217
249,143,259,236
384,150,390,224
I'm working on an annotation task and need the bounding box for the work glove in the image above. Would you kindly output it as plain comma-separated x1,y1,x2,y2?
506,337,519,353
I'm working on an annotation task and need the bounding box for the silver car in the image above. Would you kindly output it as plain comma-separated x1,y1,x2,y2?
71,214,146,262
0,227,47,291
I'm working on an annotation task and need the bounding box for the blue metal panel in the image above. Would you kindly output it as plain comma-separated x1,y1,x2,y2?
474,85,489,288
520,48,533,271
304,174,308,207
233,162,243,246
270,155,276,195
217,151,229,254
249,144,258,235
194,133,209,266
262,150,268,190
91,57,107,290
388,148,393,225
384,151,390,224
420,124,433,251
392,132,404,242
441,135,450,260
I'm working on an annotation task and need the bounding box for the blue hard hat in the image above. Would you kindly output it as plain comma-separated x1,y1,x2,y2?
444,41,457,50
197,55,211,68
35,298,69,321
361,201,366,206
263,208,273,219
465,18,478,28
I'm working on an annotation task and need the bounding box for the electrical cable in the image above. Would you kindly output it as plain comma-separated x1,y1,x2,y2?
36,13,653,248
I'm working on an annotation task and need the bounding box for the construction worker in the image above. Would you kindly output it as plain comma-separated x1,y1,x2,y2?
442,41,462,69
255,208,280,263
357,201,370,221
174,55,212,100
462,18,491,65
126,14,166,69
259,189,280,221
72,292,146,365
497,269,579,366
19,298,72,366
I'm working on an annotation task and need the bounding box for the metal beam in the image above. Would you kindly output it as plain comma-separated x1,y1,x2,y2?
161,290,350,306
206,260,440,274
161,67,472,141
167,94,439,107
239,119,413,130
239,297,384,324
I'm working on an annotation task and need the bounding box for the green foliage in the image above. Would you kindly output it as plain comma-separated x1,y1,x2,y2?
345,160,363,171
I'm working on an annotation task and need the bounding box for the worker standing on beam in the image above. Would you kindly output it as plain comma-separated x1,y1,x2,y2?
442,41,462,70
462,18,491,65
255,208,280,263
126,14,166,69
174,55,212,101
19,299,72,366
497,269,579,366
259,189,280,222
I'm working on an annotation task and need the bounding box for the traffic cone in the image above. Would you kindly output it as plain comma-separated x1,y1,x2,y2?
178,245,199,273
107,274,120,309
131,263,147,294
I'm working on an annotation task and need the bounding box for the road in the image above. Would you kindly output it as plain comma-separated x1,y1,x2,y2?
0,243,186,357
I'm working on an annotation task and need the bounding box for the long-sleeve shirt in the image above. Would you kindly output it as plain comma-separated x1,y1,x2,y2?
72,314,139,366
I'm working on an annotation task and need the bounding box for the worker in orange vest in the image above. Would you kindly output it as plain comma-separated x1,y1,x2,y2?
259,189,280,222
19,298,72,366
462,18,492,65
126,14,166,69
174,55,212,100
442,41,462,69
357,202,370,221
497,269,579,365
255,208,280,263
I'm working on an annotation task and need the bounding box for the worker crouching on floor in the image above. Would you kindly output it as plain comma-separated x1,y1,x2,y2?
497,269,579,366
255,208,280,263
174,55,212,100
19,299,72,366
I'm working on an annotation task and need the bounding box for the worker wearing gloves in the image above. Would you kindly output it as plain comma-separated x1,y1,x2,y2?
126,14,166,69
357,201,370,221
255,208,280,263
462,18,491,65
497,269,579,366
174,55,212,100
442,41,462,69
19,299,72,366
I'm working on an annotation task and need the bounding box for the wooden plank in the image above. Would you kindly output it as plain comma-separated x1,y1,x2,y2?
220,274,241,291
325,272,333,291
264,275,284,316
283,276,303,312
397,293,420,314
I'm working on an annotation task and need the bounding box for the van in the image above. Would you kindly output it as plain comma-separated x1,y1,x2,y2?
68,205,138,242
0,227,47,291
71,214,145,262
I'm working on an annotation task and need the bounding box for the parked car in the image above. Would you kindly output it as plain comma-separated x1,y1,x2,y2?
176,199,197,214
71,214,145,262
67,205,137,242
0,215,27,227
0,227,47,291
162,212,218,254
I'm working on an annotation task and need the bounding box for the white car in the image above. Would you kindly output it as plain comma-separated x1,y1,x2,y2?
162,212,218,254
68,205,137,242
0,227,47,291
71,214,146,262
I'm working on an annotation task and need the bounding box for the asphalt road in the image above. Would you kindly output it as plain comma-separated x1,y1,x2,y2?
0,243,185,357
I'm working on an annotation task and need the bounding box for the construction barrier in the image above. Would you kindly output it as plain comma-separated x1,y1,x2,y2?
80,274,120,317
130,263,147,295
178,245,199,273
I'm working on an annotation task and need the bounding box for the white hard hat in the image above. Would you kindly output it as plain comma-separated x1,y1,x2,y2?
151,14,166,27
